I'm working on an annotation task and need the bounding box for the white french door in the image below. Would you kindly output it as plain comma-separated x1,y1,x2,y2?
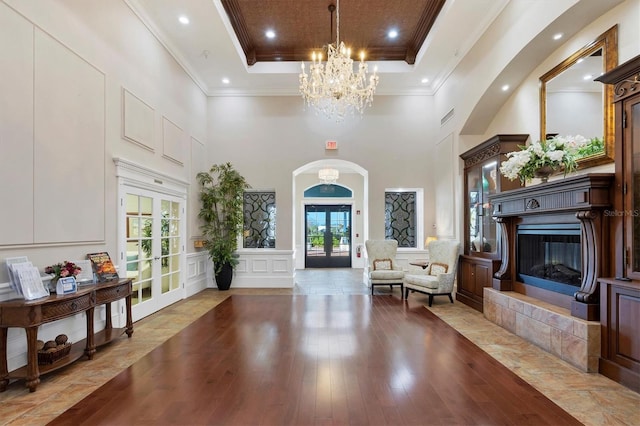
119,186,185,321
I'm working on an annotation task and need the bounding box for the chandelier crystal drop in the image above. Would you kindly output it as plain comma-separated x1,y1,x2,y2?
299,0,379,120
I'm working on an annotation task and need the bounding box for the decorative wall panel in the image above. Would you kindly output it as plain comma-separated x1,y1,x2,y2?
0,4,34,245
162,116,185,165
435,134,455,238
122,88,154,151
33,29,105,243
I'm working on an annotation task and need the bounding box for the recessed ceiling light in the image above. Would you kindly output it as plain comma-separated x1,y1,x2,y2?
501,84,510,91
421,78,429,84
576,58,584,64
553,33,563,40
178,15,189,25
388,29,398,39
265,30,276,39
583,74,593,80
222,78,230,84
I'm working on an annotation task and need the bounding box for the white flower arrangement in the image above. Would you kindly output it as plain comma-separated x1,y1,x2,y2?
500,135,591,183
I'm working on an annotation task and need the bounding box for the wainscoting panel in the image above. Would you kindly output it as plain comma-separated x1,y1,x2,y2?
227,250,295,288
186,252,208,297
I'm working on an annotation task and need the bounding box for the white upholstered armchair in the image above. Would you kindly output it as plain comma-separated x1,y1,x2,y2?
365,240,404,295
403,239,460,306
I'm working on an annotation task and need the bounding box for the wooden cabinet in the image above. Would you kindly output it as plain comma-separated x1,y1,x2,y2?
599,278,640,392
457,255,500,312
457,134,527,312
595,54,640,391
0,279,133,392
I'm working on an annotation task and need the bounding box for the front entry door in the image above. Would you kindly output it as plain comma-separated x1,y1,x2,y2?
305,205,351,268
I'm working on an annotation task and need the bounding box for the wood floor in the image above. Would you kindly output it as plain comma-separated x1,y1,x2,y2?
51,295,580,425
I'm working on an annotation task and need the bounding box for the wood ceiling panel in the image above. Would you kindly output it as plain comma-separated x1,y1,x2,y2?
221,0,446,65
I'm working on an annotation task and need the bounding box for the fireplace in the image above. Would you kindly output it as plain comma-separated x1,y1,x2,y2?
516,223,581,296
489,173,613,320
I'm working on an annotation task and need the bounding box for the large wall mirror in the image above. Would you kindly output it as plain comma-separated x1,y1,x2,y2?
540,25,617,168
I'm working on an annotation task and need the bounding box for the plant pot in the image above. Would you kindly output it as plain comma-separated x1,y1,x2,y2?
534,165,556,183
214,261,233,291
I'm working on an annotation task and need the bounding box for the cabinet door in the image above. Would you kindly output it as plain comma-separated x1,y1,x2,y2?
458,258,476,296
626,97,640,279
467,167,482,254
474,262,492,298
480,160,498,255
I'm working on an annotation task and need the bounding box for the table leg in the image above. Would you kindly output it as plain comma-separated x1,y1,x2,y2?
105,302,112,332
125,294,133,338
84,307,96,359
0,327,8,392
24,327,40,392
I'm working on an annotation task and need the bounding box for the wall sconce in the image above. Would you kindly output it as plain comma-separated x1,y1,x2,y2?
425,236,437,248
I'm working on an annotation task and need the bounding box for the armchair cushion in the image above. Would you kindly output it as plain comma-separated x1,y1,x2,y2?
373,259,393,270
370,269,405,281
429,262,448,276
404,273,439,289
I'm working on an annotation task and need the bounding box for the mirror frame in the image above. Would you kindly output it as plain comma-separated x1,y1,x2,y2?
540,25,618,168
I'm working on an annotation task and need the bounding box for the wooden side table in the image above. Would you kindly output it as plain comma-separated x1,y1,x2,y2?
0,279,132,392
409,261,429,269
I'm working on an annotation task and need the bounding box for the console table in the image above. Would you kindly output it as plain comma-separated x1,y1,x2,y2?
0,278,133,392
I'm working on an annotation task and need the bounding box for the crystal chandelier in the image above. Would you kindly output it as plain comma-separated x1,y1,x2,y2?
299,0,379,120
318,168,339,184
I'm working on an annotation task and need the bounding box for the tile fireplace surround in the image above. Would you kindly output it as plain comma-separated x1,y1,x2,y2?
484,288,600,372
482,173,614,372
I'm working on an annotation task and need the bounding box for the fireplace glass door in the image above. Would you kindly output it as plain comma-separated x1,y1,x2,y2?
517,224,581,296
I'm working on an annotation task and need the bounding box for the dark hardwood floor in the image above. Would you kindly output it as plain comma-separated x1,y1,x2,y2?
51,295,580,425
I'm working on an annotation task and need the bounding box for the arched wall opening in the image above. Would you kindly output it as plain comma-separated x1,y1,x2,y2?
292,159,369,270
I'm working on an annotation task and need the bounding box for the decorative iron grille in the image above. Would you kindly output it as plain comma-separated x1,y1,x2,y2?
243,192,276,248
385,191,416,248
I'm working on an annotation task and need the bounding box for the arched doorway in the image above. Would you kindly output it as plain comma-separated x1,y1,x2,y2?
292,160,369,270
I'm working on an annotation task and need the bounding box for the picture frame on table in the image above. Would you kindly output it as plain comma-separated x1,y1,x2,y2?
57,276,78,295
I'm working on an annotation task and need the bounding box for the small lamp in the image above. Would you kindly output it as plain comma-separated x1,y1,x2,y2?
425,236,437,248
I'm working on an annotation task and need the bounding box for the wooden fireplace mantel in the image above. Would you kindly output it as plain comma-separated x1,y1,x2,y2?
489,173,614,320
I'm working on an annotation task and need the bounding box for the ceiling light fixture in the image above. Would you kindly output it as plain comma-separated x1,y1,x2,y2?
265,30,276,39
178,15,189,25
388,29,398,39
318,168,339,184
553,33,563,40
299,0,379,120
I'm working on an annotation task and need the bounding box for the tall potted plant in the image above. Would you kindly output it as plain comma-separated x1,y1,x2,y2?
196,162,250,290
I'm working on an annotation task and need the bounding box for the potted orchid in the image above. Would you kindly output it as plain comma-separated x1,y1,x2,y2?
500,135,591,183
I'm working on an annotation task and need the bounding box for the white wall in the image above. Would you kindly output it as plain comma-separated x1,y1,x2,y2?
432,0,640,245
206,95,437,252
485,0,639,143
0,0,207,371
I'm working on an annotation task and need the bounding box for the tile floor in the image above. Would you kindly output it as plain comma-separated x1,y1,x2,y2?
0,268,638,425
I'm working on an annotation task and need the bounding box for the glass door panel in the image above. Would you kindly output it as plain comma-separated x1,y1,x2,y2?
482,160,498,254
629,99,640,276
467,167,481,253
305,205,351,268
122,188,184,321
